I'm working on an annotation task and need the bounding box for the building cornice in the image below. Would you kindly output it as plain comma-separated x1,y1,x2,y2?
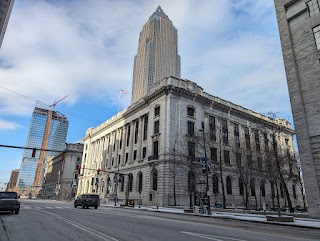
83,77,294,141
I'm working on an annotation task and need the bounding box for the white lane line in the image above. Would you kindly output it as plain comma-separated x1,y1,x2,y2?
38,209,119,241
46,206,53,209
181,231,248,241
56,207,63,209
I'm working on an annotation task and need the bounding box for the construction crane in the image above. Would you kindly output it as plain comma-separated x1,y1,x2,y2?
33,95,68,192
49,95,68,111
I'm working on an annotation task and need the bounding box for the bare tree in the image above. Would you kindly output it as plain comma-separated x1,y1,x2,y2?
171,133,202,208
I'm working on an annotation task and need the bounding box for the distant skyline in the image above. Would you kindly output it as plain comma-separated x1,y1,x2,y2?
0,0,292,187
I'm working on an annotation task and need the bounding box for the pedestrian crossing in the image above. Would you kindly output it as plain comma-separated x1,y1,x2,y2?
21,206,73,210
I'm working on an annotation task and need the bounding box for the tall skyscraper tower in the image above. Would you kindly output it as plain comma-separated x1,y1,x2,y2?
0,0,14,48
17,106,68,190
131,6,181,103
274,0,320,217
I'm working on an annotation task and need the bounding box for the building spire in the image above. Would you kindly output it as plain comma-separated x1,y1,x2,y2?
149,5,170,22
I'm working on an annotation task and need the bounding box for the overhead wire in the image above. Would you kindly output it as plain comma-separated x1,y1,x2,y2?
0,85,101,124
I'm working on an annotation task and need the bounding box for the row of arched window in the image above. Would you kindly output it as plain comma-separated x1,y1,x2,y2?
107,169,158,193
211,175,296,198
212,175,259,196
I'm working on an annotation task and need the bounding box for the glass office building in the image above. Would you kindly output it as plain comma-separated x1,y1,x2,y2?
17,107,68,189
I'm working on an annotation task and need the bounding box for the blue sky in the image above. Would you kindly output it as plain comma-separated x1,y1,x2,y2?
0,0,292,189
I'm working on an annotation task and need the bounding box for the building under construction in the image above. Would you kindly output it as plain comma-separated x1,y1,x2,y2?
17,105,68,193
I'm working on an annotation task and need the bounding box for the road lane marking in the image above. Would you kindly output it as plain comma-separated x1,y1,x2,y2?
181,231,248,241
38,209,119,241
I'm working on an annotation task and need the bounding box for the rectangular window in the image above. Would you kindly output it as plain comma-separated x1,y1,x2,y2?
245,127,250,149
210,148,217,163
187,121,194,136
118,155,121,165
143,116,148,141
107,137,110,153
134,121,139,144
188,142,195,159
224,150,230,165
222,120,228,144
234,123,240,147
153,141,159,158
209,115,216,141
154,121,159,134
236,153,242,166
142,147,146,158
308,0,320,17
133,150,137,160
125,153,128,163
255,130,260,152
187,107,195,117
126,125,131,147
313,25,320,50
154,106,160,117
264,133,269,152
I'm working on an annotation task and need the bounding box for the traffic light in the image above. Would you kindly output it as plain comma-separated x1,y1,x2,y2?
32,148,36,157
97,168,100,175
77,165,81,173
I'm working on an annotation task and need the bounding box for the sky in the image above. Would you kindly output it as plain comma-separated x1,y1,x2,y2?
0,0,292,189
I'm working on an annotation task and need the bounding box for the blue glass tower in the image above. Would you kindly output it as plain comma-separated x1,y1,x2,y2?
17,107,68,189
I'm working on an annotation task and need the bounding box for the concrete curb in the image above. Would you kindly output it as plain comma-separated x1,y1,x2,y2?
100,204,320,230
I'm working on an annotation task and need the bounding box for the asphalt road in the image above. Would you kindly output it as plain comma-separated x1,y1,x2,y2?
0,199,319,241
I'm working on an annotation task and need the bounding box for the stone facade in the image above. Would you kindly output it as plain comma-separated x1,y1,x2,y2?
77,77,303,210
43,143,83,200
274,0,320,217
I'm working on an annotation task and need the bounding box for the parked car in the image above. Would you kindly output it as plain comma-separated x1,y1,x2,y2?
74,194,100,209
0,191,20,214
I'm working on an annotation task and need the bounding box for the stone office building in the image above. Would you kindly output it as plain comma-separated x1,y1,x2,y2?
43,143,83,200
274,0,320,217
77,6,303,210
77,76,302,209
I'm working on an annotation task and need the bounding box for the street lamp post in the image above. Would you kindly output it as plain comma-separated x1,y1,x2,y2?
199,122,212,215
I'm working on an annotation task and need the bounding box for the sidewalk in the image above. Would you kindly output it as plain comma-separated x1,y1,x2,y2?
100,203,320,229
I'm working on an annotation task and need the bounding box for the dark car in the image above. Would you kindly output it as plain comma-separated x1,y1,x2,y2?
74,194,100,209
0,192,20,214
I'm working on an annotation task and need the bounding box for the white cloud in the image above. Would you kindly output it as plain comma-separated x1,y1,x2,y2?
0,0,291,122
0,119,22,131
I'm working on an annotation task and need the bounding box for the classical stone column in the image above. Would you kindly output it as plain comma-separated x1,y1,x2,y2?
128,122,134,163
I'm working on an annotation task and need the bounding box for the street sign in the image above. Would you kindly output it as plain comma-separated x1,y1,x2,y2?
200,157,211,173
